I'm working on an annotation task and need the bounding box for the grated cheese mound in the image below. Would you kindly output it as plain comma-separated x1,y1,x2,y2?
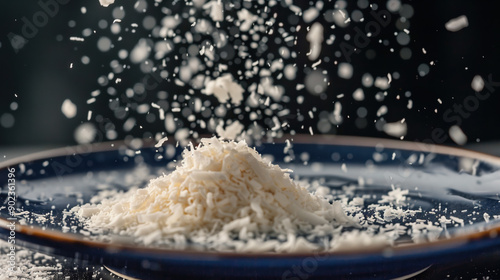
75,137,358,252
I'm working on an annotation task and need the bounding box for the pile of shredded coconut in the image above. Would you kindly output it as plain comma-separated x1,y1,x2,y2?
74,137,361,252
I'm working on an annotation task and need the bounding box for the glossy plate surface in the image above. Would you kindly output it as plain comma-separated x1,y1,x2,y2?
1,135,500,280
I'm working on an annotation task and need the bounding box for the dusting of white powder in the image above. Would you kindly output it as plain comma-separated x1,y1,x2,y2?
73,137,369,252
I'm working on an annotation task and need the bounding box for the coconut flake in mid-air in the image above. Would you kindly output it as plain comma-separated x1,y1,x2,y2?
383,121,407,138
155,136,169,148
99,0,115,7
202,74,244,105
203,0,224,22
445,15,469,32
61,99,77,119
338,63,353,79
449,125,467,145
471,75,485,92
306,22,324,61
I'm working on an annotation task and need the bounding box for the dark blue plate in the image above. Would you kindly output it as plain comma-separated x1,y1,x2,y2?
1,135,500,280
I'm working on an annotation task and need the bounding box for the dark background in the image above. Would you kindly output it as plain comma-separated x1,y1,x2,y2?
1,0,500,149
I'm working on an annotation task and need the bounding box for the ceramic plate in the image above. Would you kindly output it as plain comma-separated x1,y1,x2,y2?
1,135,500,280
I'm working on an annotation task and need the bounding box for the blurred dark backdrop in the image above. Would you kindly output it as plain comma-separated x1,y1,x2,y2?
1,0,500,148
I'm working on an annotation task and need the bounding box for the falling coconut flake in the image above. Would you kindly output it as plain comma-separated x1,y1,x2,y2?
203,74,244,105
74,123,97,144
338,63,353,79
216,120,244,140
376,105,388,117
237,9,258,32
306,22,324,61
445,15,469,32
383,121,407,138
361,73,374,87
70,37,85,42
61,99,77,119
471,75,485,92
203,0,224,22
99,0,115,7
130,39,151,64
352,88,364,101
155,136,169,148
449,125,467,145
303,7,320,23
374,77,390,90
